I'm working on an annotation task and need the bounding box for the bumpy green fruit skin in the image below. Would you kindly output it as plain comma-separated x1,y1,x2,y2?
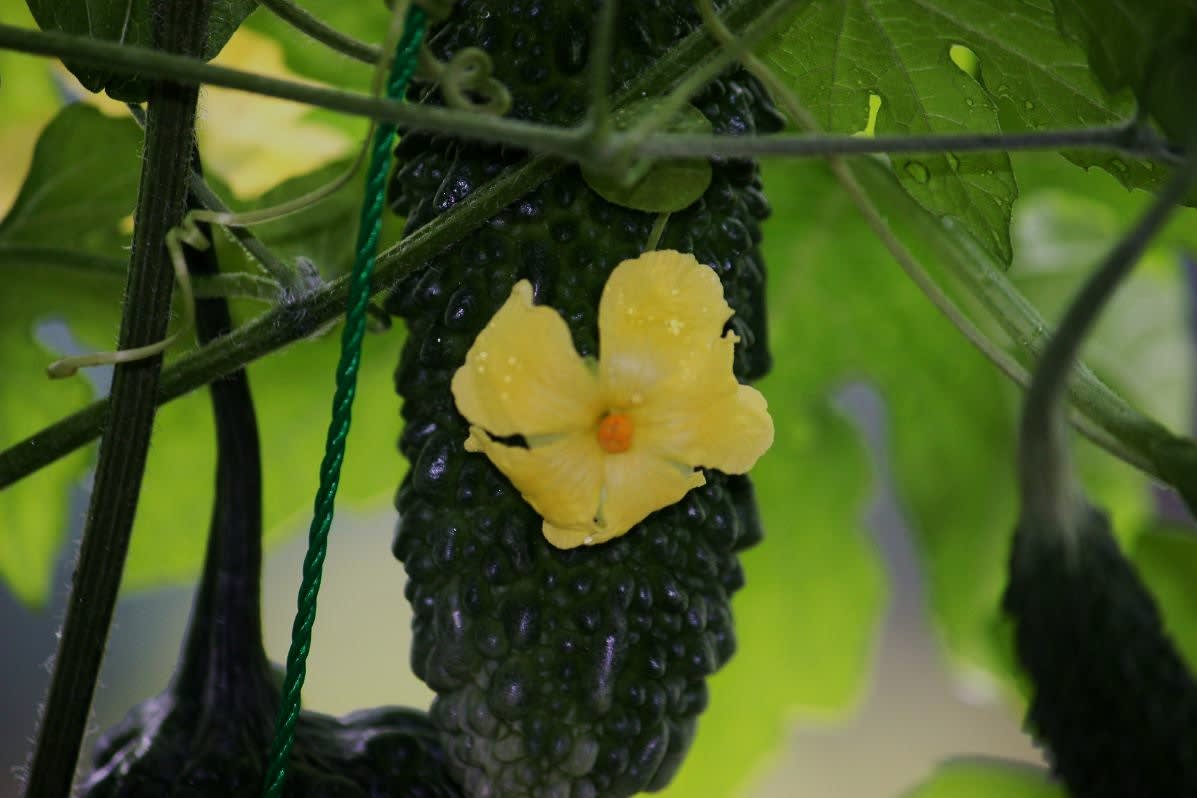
1003,505,1197,796
386,3,780,797
82,670,461,798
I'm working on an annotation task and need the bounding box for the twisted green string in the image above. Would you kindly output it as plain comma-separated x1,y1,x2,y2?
261,8,427,797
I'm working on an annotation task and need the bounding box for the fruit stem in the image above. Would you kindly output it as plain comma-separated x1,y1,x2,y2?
173,151,271,702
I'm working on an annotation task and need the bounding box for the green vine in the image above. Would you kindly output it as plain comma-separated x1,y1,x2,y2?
2,0,1196,512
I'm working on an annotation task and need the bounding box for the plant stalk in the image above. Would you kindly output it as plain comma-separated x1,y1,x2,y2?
0,0,779,488
173,152,270,703
0,21,1180,165
22,2,211,796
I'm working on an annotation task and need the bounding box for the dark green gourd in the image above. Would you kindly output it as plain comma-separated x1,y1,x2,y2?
387,3,781,796
81,172,460,798
1003,505,1197,796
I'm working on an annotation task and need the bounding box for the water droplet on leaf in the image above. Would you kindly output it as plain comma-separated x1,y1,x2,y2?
903,161,931,184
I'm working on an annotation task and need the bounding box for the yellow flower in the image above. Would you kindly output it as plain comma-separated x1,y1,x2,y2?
451,250,774,548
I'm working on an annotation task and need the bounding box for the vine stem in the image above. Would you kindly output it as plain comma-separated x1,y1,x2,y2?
1,0,1193,500
22,2,211,795
638,124,1182,163
0,244,283,301
256,0,379,65
128,103,301,294
0,21,1181,165
696,0,1164,478
1019,129,1197,533
0,0,780,489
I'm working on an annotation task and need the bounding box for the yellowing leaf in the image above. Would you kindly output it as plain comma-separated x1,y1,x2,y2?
197,28,358,199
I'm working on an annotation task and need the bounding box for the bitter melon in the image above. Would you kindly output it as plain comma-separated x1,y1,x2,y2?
1003,505,1197,796
81,177,461,798
387,3,781,796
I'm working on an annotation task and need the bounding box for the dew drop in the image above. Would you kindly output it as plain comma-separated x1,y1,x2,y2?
1024,99,1035,111
903,160,931,184
946,152,960,172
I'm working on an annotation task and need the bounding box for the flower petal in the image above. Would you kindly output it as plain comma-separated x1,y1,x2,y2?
635,362,774,474
452,280,601,438
597,250,733,406
592,451,706,544
465,427,604,546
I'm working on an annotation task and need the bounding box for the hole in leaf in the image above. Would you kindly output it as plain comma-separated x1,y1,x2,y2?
949,43,982,82
855,93,882,137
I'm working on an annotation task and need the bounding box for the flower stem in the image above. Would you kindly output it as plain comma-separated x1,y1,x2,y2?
22,2,211,795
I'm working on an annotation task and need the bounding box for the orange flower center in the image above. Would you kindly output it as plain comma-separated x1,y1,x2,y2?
597,412,634,454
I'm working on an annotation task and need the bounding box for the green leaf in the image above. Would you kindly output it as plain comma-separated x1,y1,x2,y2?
0,106,138,604
581,101,714,213
0,102,410,603
244,0,390,88
0,0,62,215
1131,523,1197,676
125,325,407,591
664,159,897,797
0,274,111,606
211,156,406,284
752,153,1186,707
23,0,257,101
903,758,1064,798
0,104,143,254
760,0,1018,264
1001,152,1197,520
1052,0,1191,96
1052,0,1197,145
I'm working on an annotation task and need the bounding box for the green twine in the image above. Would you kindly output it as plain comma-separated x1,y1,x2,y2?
261,7,427,797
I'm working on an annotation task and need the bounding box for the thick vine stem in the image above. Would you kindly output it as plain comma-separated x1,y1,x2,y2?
128,103,300,294
0,21,1183,166
173,151,269,700
1018,130,1197,534
22,1,211,795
